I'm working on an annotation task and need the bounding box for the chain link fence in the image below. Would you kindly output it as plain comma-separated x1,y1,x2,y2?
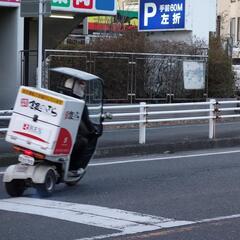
21,50,208,103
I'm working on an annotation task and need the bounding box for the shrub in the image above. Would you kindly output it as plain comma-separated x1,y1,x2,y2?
208,35,234,98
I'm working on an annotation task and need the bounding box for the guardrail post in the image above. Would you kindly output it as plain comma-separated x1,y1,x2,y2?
209,99,216,139
139,102,147,144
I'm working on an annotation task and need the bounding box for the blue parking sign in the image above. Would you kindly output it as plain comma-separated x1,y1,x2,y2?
139,0,185,31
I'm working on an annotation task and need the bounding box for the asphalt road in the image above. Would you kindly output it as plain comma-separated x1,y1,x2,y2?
1,148,240,239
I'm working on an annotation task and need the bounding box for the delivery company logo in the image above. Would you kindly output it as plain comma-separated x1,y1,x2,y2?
21,98,29,107
22,123,42,135
29,100,58,117
65,111,80,121
22,123,29,130
13,123,46,143
54,128,72,154
20,98,57,117
73,0,93,9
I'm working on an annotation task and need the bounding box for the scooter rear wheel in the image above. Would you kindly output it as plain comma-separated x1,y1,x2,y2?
5,180,25,197
35,169,56,197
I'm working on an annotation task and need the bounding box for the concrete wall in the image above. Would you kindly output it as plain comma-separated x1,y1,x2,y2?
0,7,23,109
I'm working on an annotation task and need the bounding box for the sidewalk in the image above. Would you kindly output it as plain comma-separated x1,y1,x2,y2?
1,122,240,167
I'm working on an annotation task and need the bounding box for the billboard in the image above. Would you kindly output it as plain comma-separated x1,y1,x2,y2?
0,0,20,6
88,13,138,32
139,0,186,31
0,0,19,2
1,0,116,15
51,0,117,15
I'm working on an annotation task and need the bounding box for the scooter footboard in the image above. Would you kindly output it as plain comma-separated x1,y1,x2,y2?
3,164,57,184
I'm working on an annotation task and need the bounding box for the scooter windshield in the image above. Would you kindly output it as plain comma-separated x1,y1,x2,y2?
49,67,104,125
84,79,103,125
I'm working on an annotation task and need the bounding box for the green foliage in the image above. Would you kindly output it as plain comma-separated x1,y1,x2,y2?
208,35,234,98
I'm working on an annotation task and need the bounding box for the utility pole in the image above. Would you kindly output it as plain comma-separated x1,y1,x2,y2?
37,0,43,88
21,0,50,88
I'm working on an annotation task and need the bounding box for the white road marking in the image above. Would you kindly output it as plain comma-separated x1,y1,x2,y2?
0,198,240,240
77,212,240,240
89,149,240,166
75,213,240,240
0,197,192,238
1,149,240,175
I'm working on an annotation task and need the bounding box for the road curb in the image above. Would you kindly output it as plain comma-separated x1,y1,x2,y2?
94,137,240,158
1,137,240,168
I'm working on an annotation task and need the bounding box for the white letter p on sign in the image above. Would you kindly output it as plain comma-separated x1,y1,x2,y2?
144,3,157,26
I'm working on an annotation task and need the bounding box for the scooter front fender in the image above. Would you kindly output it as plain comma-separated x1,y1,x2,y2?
32,165,57,184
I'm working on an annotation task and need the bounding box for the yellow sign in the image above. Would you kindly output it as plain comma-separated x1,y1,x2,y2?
88,16,113,24
21,88,64,105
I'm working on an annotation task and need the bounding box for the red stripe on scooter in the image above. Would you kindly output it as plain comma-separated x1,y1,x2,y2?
13,131,47,143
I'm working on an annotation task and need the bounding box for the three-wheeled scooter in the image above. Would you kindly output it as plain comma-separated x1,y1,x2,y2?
3,67,105,197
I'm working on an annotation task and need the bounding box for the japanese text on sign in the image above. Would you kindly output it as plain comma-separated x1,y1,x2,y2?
139,0,185,31
51,0,116,14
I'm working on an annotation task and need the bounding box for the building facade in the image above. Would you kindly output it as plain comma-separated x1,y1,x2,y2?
0,2,23,109
217,0,240,44
0,0,117,109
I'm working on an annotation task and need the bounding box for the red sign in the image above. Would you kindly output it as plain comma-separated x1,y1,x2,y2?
73,0,93,9
54,128,72,155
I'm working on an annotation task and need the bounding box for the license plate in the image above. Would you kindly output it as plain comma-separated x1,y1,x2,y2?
15,165,28,173
18,154,35,166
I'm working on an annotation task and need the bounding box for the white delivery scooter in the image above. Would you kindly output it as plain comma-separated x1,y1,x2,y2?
3,67,104,197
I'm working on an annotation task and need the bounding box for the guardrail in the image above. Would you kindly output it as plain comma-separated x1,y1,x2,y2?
1,100,240,144
0,110,12,132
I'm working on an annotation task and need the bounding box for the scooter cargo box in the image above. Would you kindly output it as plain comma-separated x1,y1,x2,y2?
6,86,84,156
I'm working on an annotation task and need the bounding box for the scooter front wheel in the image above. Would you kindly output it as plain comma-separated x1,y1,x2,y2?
5,180,25,197
35,169,56,197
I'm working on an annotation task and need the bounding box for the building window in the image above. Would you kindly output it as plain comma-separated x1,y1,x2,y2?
230,17,236,43
238,17,240,41
217,15,221,37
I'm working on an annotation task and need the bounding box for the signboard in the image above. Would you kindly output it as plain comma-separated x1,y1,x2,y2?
183,61,205,90
0,0,20,6
139,0,185,31
21,0,51,17
0,0,19,2
51,0,117,15
88,15,138,32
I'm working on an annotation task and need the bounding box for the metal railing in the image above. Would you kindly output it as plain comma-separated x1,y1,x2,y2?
1,100,240,144
101,99,240,143
0,110,13,132
20,50,208,103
